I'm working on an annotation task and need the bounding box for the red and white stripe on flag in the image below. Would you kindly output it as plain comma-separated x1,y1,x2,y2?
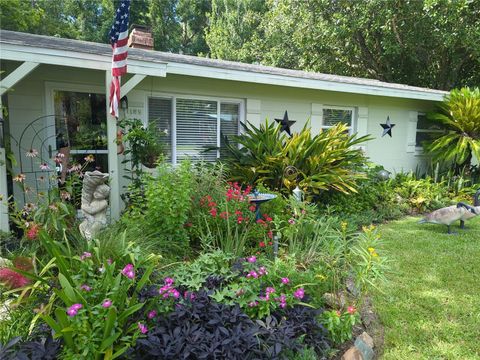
108,0,130,118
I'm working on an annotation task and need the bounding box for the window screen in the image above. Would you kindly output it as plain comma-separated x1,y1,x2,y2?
176,99,218,162
220,103,240,158
148,97,172,160
415,113,445,147
323,108,353,127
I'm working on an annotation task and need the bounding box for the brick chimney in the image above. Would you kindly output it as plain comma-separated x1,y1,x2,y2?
128,25,154,50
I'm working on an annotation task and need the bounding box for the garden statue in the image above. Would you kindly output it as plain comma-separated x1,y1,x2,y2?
79,171,110,240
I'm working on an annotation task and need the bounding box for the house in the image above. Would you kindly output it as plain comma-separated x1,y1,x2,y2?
0,28,448,231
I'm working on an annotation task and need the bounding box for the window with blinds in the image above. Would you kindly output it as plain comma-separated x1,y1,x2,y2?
148,97,172,160
148,97,241,163
322,107,354,133
176,98,218,162
220,103,240,158
415,113,446,147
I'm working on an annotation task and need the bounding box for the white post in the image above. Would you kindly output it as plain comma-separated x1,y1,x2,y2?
105,71,120,221
0,98,9,232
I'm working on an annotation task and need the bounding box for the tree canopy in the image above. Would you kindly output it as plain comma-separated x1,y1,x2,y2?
1,0,478,90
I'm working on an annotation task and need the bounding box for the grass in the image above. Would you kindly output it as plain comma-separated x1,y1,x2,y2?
372,217,480,360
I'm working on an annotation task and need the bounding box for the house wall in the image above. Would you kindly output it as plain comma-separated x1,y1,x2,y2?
4,63,436,209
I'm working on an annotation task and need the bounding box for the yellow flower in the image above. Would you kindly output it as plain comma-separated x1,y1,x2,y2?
368,247,375,253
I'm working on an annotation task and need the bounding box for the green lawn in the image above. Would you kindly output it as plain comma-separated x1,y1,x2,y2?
372,217,480,360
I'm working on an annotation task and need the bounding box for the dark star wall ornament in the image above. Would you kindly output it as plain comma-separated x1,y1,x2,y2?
275,110,296,136
380,116,396,137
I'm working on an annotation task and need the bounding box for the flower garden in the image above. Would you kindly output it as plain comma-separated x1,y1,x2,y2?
0,88,479,359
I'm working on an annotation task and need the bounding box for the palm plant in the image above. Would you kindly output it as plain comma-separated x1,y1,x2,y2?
223,119,371,199
426,87,480,170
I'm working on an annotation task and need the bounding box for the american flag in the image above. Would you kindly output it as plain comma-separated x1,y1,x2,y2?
108,0,130,118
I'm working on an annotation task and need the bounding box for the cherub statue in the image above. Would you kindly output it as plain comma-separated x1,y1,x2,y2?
79,171,110,240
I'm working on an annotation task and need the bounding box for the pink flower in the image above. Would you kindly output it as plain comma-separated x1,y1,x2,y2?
281,277,290,285
210,208,217,217
80,252,92,261
121,264,135,279
102,299,112,308
247,256,256,263
26,223,40,240
80,284,91,292
249,205,256,212
288,218,295,225
67,303,82,317
138,322,148,334
258,266,267,276
347,306,356,315
164,277,174,286
39,163,50,171
170,289,180,299
25,149,38,158
293,288,305,300
248,301,258,307
266,287,275,294
246,270,258,279
259,241,266,248
147,310,157,319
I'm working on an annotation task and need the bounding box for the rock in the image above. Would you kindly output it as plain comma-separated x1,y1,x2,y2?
341,346,363,360
354,332,375,360
346,276,360,297
323,292,347,308
357,331,374,348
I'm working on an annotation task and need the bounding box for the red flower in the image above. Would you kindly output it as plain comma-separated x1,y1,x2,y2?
237,216,243,224
249,205,256,212
0,268,30,289
267,231,273,239
220,211,229,219
268,241,273,246
26,224,40,240
235,210,242,216
210,208,217,217
347,306,356,315
259,241,266,248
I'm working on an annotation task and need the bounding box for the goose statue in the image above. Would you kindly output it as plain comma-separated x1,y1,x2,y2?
419,189,480,234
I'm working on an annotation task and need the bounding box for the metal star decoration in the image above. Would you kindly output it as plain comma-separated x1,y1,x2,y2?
275,111,296,136
380,116,395,137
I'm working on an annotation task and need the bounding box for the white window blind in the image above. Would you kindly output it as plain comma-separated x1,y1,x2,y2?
322,107,354,133
148,96,241,163
220,103,240,158
148,97,172,160
176,98,218,162
415,113,446,147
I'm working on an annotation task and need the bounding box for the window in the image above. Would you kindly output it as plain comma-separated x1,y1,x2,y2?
322,107,355,133
148,96,241,163
54,90,108,171
148,97,172,160
415,113,446,148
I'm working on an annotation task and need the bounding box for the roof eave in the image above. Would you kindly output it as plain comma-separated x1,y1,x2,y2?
1,42,446,102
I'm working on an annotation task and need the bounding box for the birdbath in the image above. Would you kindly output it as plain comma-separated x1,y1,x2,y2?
248,190,277,221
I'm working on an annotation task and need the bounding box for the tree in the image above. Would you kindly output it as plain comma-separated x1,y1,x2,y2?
426,87,480,170
206,0,480,90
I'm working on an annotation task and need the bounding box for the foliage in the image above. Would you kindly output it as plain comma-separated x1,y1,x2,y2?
223,120,370,199
0,0,211,55
207,0,480,90
425,87,480,169
321,308,359,345
192,182,273,257
40,232,157,359
122,161,194,258
130,290,330,359
0,335,61,360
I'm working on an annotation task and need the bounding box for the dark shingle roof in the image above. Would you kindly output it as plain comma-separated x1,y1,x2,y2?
0,30,447,98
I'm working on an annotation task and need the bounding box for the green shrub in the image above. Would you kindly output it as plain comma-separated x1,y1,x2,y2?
222,120,371,199
122,161,194,258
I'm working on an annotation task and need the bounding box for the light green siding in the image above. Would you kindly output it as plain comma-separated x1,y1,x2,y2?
3,63,438,212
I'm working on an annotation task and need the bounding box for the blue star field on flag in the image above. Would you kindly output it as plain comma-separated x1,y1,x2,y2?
109,1,130,45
